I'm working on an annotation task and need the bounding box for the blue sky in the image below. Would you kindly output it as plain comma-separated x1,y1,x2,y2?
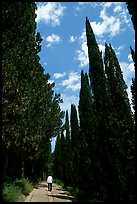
35,2,135,151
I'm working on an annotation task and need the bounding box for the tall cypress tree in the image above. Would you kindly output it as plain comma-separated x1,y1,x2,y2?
53,133,61,179
126,2,135,114
78,70,99,200
60,128,66,182
86,17,109,112
86,17,115,201
2,2,64,182
64,110,72,186
70,103,80,187
130,46,135,113
126,2,135,30
104,43,135,201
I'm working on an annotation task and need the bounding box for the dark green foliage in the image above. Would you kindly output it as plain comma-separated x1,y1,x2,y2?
2,2,64,183
130,47,135,112
70,104,80,187
104,43,135,201
126,2,135,30
64,110,73,186
86,17,109,113
126,2,135,114
82,17,135,201
78,70,100,200
53,16,135,202
2,178,33,202
53,129,66,181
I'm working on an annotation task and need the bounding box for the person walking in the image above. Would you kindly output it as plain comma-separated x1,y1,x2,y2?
47,175,53,191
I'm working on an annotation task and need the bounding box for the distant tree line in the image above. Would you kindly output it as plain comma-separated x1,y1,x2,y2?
53,16,135,202
2,2,64,184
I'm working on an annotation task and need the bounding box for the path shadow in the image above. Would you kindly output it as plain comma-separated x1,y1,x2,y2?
54,188,63,191
34,183,47,189
59,191,69,196
49,194,76,202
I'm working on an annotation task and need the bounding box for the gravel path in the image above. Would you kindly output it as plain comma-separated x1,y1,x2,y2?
24,181,75,202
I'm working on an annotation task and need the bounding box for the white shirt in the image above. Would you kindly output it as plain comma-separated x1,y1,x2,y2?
47,176,53,183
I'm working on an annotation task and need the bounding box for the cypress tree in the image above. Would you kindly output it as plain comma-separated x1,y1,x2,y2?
2,2,64,182
64,110,72,186
60,128,66,182
126,2,135,30
70,103,80,187
78,70,99,200
86,17,115,201
86,17,109,112
104,43,135,201
126,2,135,114
130,46,135,113
53,133,61,179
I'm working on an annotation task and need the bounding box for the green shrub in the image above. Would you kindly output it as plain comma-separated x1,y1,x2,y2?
54,178,64,187
67,186,79,197
2,183,22,202
14,178,33,196
2,178,33,202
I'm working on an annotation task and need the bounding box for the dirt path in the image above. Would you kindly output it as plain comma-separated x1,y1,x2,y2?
24,181,76,202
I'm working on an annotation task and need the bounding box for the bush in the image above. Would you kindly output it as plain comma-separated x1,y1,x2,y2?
54,178,64,187
2,178,33,202
2,183,22,202
14,178,33,196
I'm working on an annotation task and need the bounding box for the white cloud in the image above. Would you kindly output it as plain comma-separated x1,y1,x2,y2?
60,93,79,114
48,79,54,84
103,2,114,8
91,8,121,38
76,31,89,68
53,72,66,79
75,2,100,12
98,44,105,56
115,45,125,56
69,35,77,43
126,81,134,113
61,72,81,91
35,2,66,27
76,42,89,68
45,34,61,47
120,61,135,87
128,53,133,62
114,5,122,13
89,2,132,39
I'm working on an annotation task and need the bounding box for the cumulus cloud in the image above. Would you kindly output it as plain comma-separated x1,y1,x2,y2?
53,72,66,79
76,31,89,68
69,35,77,43
61,72,81,91
120,61,135,87
113,5,122,13
114,45,125,55
45,34,61,47
75,2,100,12
126,82,134,113
89,2,132,39
35,2,66,27
91,7,121,38
98,44,105,56
128,53,133,62
48,79,54,84
60,93,79,114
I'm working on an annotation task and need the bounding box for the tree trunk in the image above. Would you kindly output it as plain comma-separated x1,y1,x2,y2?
21,151,25,178
2,149,8,184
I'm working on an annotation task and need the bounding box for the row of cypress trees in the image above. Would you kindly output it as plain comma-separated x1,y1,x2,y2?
53,17,135,202
2,2,64,184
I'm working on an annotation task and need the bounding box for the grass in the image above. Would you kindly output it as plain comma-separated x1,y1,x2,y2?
2,178,33,202
54,178,79,201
